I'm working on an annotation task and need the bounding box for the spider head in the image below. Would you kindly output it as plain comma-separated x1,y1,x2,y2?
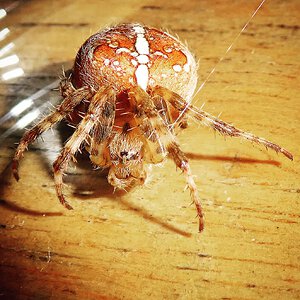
107,133,146,189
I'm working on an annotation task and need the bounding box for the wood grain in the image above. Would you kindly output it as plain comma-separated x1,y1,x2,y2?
0,0,299,299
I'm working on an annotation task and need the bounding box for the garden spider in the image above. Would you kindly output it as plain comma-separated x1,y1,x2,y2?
12,23,293,231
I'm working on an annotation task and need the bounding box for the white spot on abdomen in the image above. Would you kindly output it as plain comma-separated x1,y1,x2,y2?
133,25,145,34
133,25,150,55
135,65,149,91
132,25,150,90
137,54,149,64
173,65,182,72
131,59,138,66
116,47,131,54
153,51,168,59
184,63,190,72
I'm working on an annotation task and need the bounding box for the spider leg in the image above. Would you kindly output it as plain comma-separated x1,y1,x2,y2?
12,86,93,181
130,86,204,231
152,93,188,130
128,88,167,164
153,86,293,161
151,94,172,127
53,87,116,209
89,91,116,167
168,141,204,232
59,71,75,98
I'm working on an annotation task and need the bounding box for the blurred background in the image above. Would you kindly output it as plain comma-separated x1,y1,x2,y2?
0,1,299,299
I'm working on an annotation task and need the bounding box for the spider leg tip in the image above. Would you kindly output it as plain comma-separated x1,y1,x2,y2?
13,173,20,182
58,194,73,210
280,148,293,161
198,222,204,232
65,202,74,210
11,161,20,181
197,215,205,232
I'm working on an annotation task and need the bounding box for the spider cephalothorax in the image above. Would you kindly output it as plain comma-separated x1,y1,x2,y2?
12,23,293,231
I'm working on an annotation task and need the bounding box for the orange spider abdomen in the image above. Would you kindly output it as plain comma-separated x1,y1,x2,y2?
71,23,198,102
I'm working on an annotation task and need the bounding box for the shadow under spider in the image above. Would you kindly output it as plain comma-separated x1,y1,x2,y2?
185,152,281,166
0,163,63,217
70,150,281,236
73,180,192,237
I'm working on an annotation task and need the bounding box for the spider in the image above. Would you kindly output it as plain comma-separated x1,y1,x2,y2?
12,23,293,231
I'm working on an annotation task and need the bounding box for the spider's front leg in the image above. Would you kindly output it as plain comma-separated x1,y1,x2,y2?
12,86,93,180
128,89,167,164
153,86,293,161
168,141,204,232
53,87,116,209
130,86,204,231
89,92,116,167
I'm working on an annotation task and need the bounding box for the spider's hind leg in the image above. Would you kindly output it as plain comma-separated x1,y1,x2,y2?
59,70,75,98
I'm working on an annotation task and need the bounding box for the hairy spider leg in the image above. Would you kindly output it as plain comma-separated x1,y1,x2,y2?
151,94,173,126
152,94,188,130
130,86,204,232
53,87,116,209
12,86,93,181
154,86,293,161
128,90,167,164
59,73,76,98
89,93,116,167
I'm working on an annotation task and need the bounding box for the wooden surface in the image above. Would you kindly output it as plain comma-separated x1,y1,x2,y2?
0,0,299,299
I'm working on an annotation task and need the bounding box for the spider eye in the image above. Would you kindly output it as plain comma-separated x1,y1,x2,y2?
120,151,128,157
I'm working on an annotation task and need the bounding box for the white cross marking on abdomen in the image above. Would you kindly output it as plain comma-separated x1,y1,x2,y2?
133,25,150,91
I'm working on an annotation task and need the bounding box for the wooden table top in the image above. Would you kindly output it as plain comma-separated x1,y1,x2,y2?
0,0,299,299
